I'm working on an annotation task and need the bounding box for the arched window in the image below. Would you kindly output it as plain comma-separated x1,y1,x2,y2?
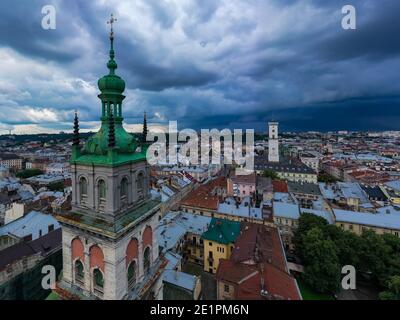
143,247,151,273
75,260,84,284
89,244,105,295
79,177,88,201
71,238,84,286
137,172,144,190
98,179,106,209
98,180,106,199
137,172,145,199
93,268,104,294
121,177,128,200
127,261,137,289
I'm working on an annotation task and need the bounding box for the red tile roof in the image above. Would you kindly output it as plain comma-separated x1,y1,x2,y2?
216,222,301,300
217,260,301,300
180,177,226,210
231,223,286,271
230,172,256,185
272,180,288,193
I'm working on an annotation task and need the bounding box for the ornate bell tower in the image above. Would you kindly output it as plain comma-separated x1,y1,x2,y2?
55,15,165,300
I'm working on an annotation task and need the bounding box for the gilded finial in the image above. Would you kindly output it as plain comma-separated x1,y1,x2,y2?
107,13,117,40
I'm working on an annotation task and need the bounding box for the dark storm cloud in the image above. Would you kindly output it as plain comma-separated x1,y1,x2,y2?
116,37,218,91
0,0,399,133
0,0,83,62
315,1,400,62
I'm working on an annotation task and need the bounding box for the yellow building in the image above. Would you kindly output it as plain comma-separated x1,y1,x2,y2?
334,209,400,237
202,218,241,274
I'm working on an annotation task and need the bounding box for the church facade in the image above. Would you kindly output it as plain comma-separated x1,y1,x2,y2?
54,17,165,300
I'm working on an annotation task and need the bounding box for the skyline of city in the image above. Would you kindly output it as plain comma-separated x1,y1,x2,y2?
1,0,400,306
0,0,399,135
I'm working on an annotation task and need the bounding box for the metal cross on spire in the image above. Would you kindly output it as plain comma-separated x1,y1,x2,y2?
107,14,117,39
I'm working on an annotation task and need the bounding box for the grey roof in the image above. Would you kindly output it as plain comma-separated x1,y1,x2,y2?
273,202,300,220
334,209,400,230
0,228,61,271
0,211,60,240
218,197,262,220
385,181,400,192
338,182,370,204
288,182,322,196
300,208,334,224
164,251,182,271
254,156,316,174
273,201,333,224
157,212,211,252
377,206,400,216
319,183,337,200
0,153,21,160
163,270,197,292
0,192,21,205
257,176,273,192
361,186,388,201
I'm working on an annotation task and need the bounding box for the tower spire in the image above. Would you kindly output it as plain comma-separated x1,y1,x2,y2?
72,111,81,160
142,112,148,143
106,14,118,75
73,111,80,146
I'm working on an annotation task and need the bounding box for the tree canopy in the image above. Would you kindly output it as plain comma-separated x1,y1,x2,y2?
262,169,279,180
16,169,43,179
294,213,400,298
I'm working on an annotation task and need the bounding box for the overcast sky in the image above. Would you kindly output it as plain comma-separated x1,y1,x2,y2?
0,0,399,134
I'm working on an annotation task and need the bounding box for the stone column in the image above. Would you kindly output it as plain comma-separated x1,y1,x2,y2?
131,170,138,204
114,241,128,299
106,173,117,215
89,167,96,209
137,240,144,282
151,217,159,263
62,230,73,284
71,165,77,205
83,250,91,293
103,259,117,300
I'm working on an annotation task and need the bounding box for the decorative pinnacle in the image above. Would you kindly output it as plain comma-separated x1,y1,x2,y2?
142,111,148,143
73,111,80,146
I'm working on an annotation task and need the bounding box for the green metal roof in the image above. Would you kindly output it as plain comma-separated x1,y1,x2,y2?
202,218,241,245
72,31,149,165
83,121,139,156
72,149,147,166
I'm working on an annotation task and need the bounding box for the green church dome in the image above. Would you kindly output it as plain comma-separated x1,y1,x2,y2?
82,22,139,156
98,74,125,94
